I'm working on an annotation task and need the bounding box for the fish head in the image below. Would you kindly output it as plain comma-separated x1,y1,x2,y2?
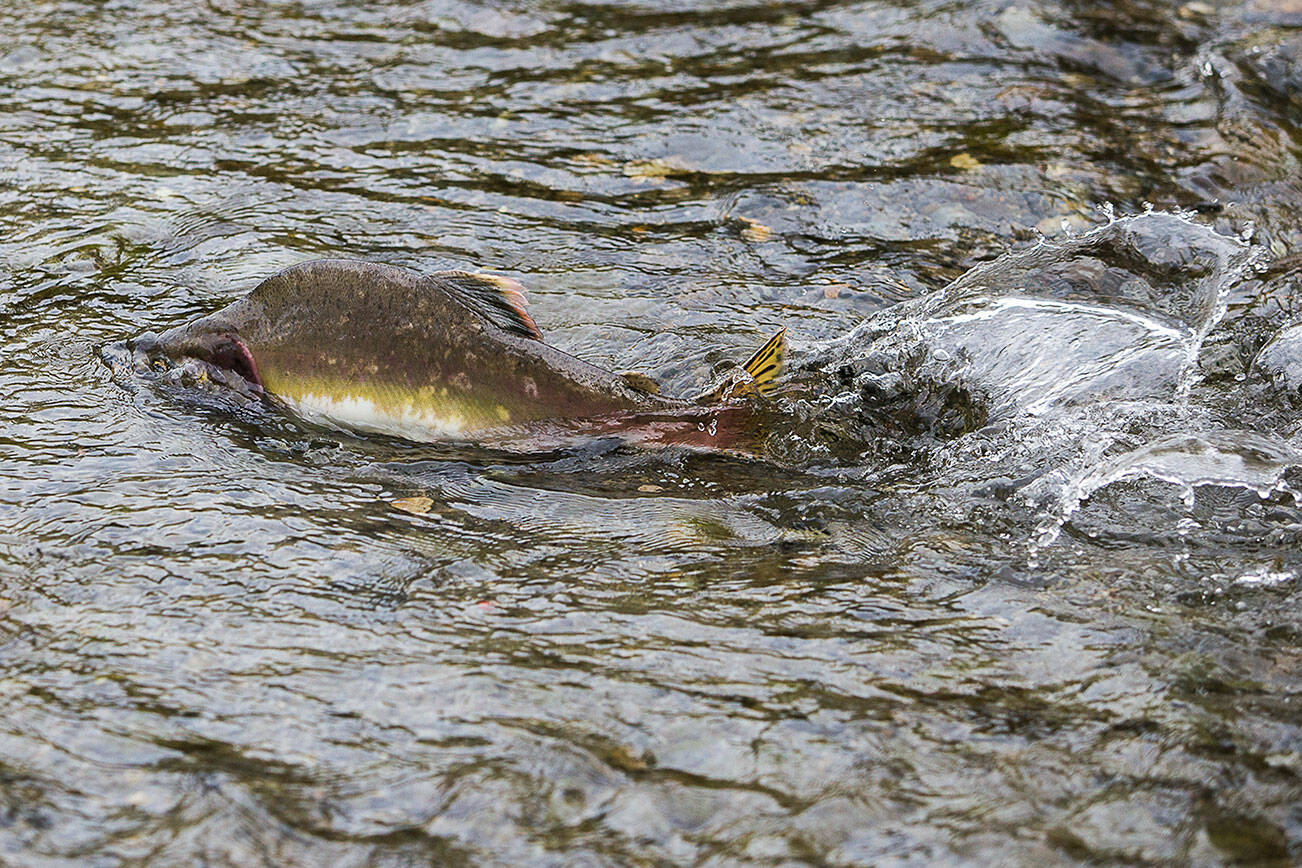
125,302,266,395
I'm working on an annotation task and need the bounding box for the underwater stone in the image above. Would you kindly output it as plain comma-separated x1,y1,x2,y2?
1254,323,1302,392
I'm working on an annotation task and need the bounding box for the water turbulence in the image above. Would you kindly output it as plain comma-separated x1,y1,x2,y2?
785,212,1271,554
805,212,1248,420
1062,429,1301,521
5,0,1302,864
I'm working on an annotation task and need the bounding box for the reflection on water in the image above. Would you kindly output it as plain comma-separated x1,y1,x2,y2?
3,0,1302,864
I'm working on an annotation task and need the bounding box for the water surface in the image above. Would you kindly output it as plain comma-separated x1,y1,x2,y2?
3,1,1302,864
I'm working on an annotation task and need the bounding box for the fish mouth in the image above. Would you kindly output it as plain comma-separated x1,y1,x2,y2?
201,333,262,388
112,330,264,395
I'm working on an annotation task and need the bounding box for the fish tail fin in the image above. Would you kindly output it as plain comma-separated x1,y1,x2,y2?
742,327,786,395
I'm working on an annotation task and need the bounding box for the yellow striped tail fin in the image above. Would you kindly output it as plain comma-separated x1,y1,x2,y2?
742,327,786,395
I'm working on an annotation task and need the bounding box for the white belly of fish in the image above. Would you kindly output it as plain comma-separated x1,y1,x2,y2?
284,391,474,441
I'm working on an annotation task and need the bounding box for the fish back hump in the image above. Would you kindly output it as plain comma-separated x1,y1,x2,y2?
243,259,671,422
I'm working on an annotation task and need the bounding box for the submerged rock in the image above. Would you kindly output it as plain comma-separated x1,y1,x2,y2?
1253,322,1302,393
1237,34,1302,115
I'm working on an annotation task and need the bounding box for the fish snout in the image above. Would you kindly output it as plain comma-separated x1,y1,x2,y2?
126,331,161,355
124,331,169,372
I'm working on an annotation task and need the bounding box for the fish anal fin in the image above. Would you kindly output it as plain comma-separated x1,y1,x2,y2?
741,327,786,396
618,371,661,395
434,270,543,341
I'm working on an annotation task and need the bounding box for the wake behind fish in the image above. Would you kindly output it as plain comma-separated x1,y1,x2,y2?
782,210,1282,564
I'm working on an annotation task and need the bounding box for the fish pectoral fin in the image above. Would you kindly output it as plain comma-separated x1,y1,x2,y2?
433,270,543,341
618,371,662,395
741,327,786,396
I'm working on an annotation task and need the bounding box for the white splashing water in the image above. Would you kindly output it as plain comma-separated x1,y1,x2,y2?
1033,430,1302,549
800,210,1270,557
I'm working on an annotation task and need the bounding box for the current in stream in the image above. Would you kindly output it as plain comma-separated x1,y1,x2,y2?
3,1,1302,865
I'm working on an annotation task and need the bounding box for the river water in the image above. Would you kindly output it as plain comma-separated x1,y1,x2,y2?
3,0,1302,864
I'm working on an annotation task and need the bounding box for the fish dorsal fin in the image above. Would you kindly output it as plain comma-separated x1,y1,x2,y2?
433,270,542,341
618,371,662,395
741,327,786,395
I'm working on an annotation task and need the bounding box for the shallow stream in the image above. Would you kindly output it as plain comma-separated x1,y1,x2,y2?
3,1,1302,864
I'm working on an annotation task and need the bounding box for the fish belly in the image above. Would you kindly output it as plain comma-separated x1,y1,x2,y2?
276,384,512,442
